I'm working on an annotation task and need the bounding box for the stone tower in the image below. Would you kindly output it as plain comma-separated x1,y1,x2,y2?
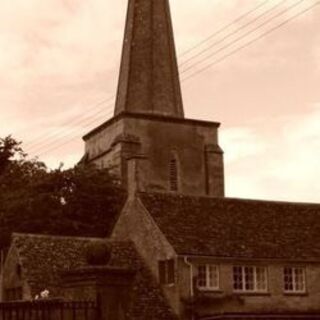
83,0,225,197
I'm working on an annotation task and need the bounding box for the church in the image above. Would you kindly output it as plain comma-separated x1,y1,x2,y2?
1,0,320,319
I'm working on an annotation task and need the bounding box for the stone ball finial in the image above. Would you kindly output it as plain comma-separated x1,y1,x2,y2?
85,242,111,266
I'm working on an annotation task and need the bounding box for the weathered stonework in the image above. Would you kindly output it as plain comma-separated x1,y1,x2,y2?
62,266,136,320
1,245,31,300
178,257,320,317
84,114,224,197
115,0,184,117
112,191,320,318
82,0,225,197
112,197,181,315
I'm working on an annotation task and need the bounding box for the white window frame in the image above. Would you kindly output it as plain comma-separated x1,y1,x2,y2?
197,264,220,291
283,267,306,294
233,265,268,293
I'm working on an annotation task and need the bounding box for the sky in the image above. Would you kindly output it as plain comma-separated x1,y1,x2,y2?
0,0,319,203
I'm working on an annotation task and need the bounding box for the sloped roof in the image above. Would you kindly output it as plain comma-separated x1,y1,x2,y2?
139,192,320,260
12,233,177,320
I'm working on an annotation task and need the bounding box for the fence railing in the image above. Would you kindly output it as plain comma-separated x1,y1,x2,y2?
0,300,98,320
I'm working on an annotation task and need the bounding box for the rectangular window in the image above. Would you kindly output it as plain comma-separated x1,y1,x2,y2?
233,266,268,293
284,267,306,293
169,158,178,191
4,287,23,301
197,264,219,290
159,259,175,285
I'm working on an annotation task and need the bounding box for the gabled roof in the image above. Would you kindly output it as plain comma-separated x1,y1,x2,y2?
12,234,104,295
139,192,320,260
12,233,177,320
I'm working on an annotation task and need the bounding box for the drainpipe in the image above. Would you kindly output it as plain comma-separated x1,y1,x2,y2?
183,256,194,297
184,256,195,320
0,250,4,301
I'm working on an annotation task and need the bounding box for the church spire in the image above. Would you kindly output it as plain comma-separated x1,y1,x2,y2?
114,0,184,118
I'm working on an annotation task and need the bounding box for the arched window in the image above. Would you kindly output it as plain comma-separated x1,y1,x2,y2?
169,156,179,191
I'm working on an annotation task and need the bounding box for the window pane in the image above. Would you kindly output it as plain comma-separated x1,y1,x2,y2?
208,265,219,288
159,260,166,284
244,266,254,291
233,266,243,290
168,259,175,284
284,267,294,291
294,268,305,292
256,267,267,291
197,265,207,288
233,266,268,292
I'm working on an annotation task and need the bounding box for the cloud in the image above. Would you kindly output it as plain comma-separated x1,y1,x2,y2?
0,0,123,142
315,45,320,71
0,0,319,203
220,127,267,163
271,104,320,181
223,105,320,203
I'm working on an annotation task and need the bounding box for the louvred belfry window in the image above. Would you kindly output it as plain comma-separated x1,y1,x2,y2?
169,157,178,191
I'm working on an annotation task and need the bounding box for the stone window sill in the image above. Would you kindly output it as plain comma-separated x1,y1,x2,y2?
283,292,308,297
197,289,223,294
233,291,271,297
163,283,175,288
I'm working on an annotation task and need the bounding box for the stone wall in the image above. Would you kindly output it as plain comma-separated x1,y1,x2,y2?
112,197,182,315
1,246,31,301
178,257,320,317
84,113,224,197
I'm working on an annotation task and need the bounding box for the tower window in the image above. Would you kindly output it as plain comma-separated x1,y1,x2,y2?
169,157,178,191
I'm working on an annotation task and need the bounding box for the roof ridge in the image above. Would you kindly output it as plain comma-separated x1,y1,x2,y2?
138,191,320,207
12,233,138,246
12,233,106,242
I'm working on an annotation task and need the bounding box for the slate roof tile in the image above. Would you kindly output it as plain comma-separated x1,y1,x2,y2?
12,233,177,320
139,192,320,260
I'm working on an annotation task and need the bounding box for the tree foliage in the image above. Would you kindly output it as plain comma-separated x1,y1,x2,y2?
0,137,126,250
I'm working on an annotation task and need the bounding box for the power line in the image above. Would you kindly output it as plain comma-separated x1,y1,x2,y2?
26,100,114,152
179,0,271,57
27,105,114,154
26,1,320,157
182,1,320,82
33,109,115,157
179,0,288,67
20,1,275,150
34,1,320,158
24,96,115,150
180,0,307,75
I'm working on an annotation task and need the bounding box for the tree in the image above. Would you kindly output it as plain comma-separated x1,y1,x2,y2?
0,137,126,250
0,136,26,174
